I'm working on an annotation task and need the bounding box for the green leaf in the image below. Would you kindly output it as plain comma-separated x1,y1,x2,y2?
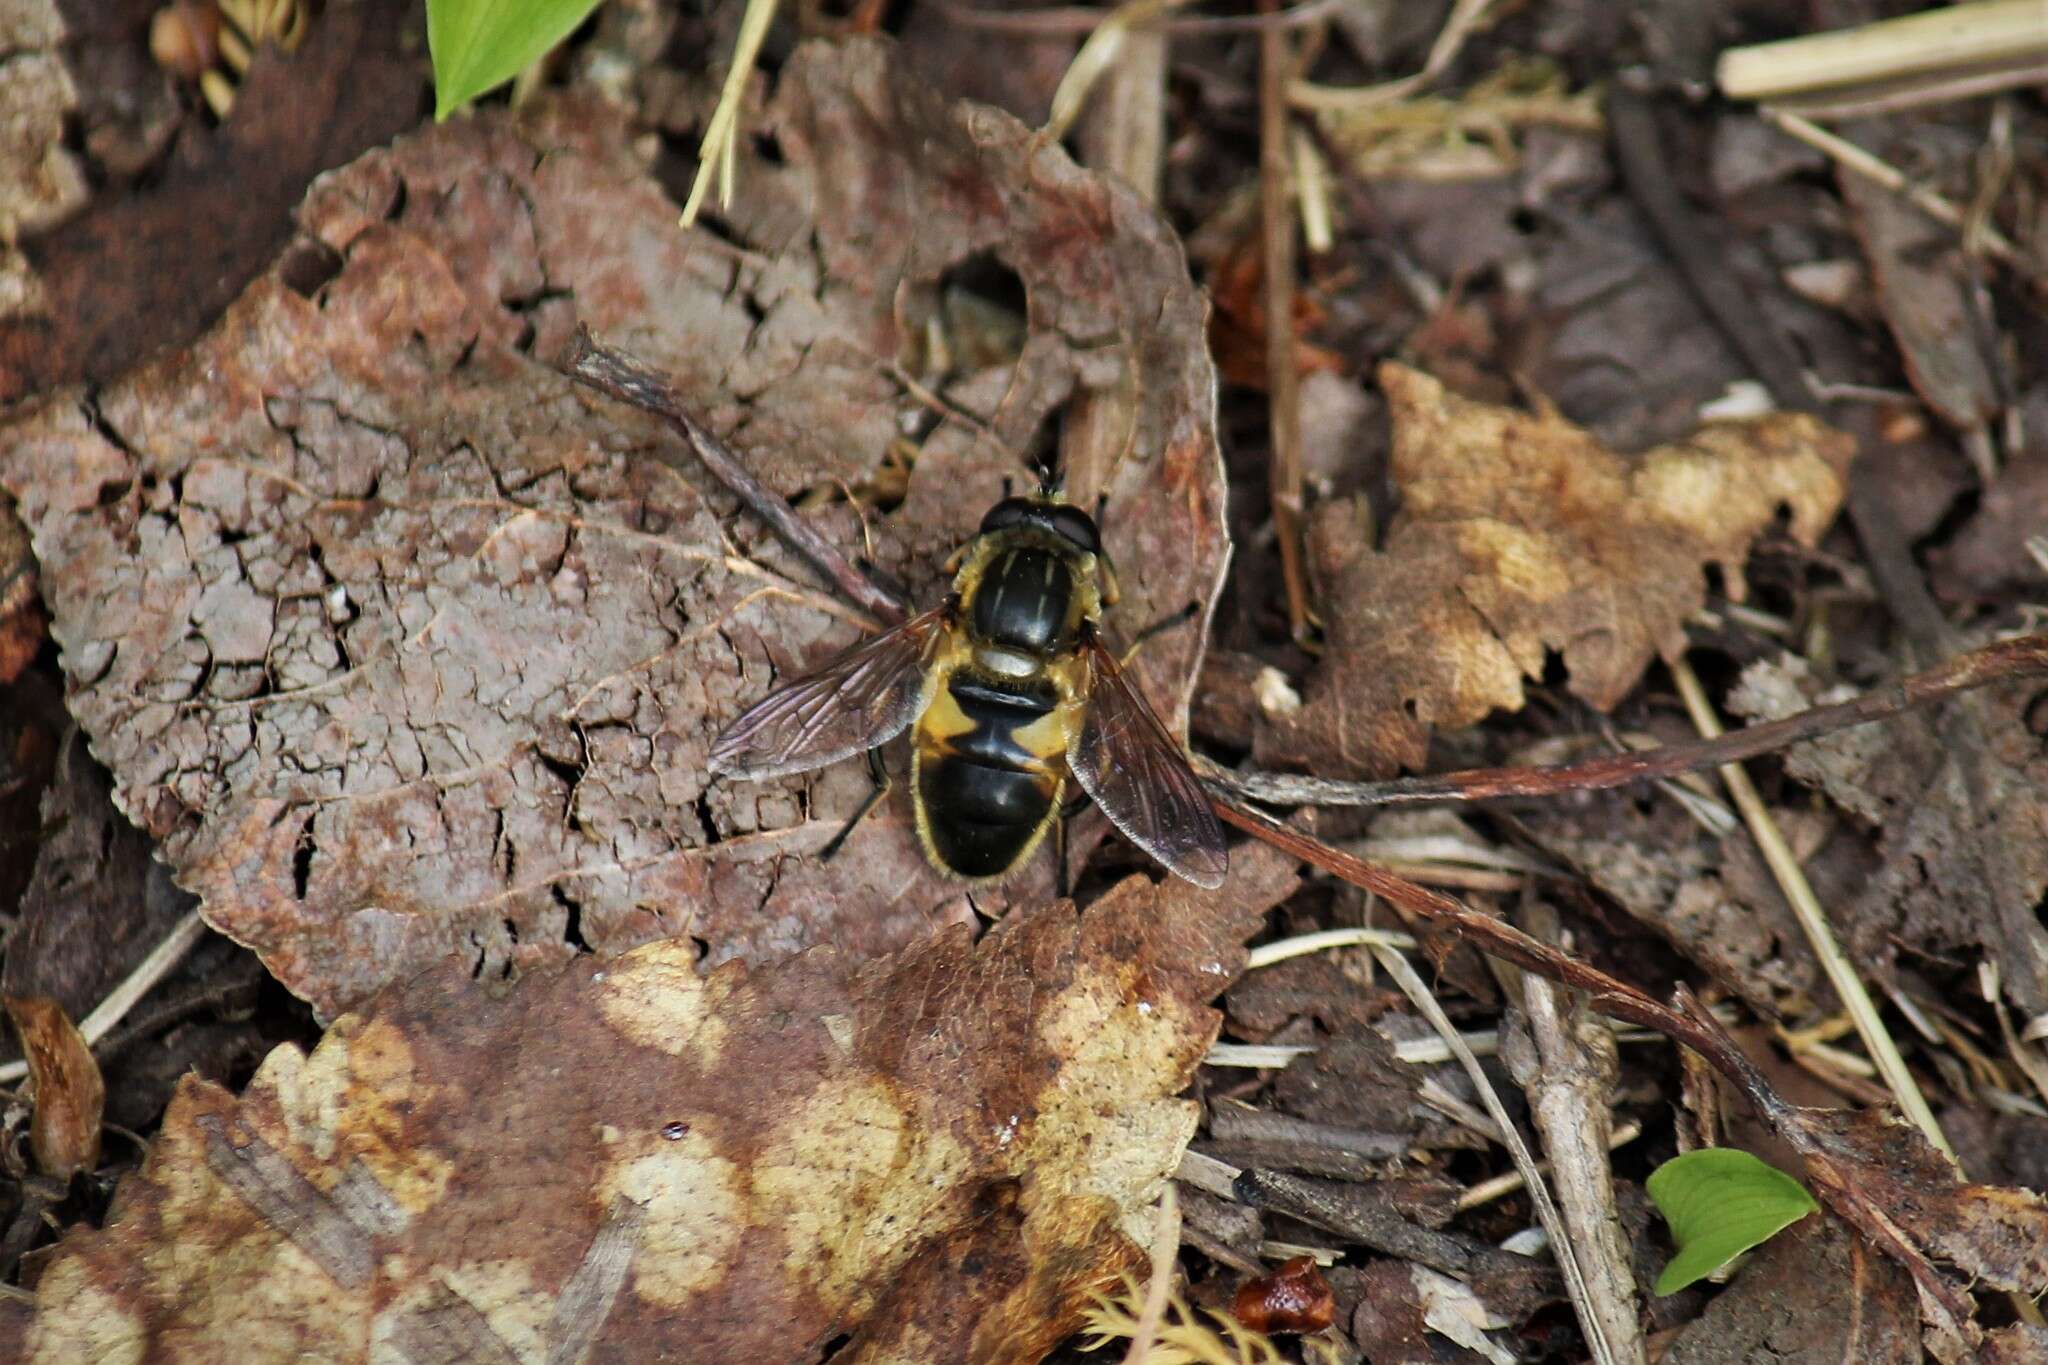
428,0,604,121
1648,1148,1820,1294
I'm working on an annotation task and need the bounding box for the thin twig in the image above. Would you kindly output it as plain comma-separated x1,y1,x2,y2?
1374,943,1616,1365
1715,0,2048,102
1757,107,2033,280
1287,0,1502,111
1670,656,1952,1158
561,329,907,627
1456,1120,1643,1212
1121,1185,1179,1365
1259,0,1314,646
1179,1222,1263,1276
1175,1149,1241,1201
0,910,210,1086
1509,902,1643,1363
935,0,1350,37
1203,631,2048,808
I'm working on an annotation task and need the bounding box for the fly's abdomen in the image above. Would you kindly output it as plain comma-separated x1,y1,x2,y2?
914,674,1064,879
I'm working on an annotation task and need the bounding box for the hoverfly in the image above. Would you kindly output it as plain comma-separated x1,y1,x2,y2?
708,493,1228,889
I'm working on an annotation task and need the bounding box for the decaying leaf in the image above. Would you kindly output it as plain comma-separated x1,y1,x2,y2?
1516,198,1760,453
1932,451,2048,602
3,995,103,1179
0,40,1228,1016
1838,128,2001,441
1785,1106,2048,1358
1520,778,1845,1015
1259,364,1855,776
0,0,423,402
1,727,198,1029
1727,652,2048,1017
1344,1259,1519,1365
1660,1214,1918,1365
0,855,1298,1363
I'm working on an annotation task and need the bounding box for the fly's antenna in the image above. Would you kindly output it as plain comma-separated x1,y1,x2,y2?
1028,404,1066,501
1028,440,1064,500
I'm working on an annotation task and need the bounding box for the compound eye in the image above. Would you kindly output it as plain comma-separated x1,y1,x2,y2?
1047,505,1102,554
978,497,1033,535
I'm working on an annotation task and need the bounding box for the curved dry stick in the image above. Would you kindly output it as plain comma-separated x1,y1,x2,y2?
1209,631,2048,808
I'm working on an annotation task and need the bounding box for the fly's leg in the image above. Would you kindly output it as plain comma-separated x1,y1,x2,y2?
1053,812,1067,899
1122,601,1201,664
1052,791,1091,899
819,748,890,862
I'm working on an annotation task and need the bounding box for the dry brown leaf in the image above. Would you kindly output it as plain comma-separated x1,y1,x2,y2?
1661,1214,1918,1365
1787,1106,2048,1358
1521,783,1848,1015
1932,450,2048,603
1515,199,1758,453
3,995,103,1179
1727,653,2048,1017
0,40,1228,1016
0,0,423,402
1839,126,2001,440
1,728,198,1028
0,854,1299,1363
1207,236,1346,390
1258,364,1855,777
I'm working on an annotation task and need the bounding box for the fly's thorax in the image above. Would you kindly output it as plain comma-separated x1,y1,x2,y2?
951,528,1104,659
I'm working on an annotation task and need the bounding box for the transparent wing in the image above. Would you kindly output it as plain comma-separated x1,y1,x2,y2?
709,606,949,780
1069,638,1228,889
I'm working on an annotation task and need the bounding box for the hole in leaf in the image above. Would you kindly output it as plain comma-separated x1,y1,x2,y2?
291,810,317,901
277,240,343,298
552,884,590,953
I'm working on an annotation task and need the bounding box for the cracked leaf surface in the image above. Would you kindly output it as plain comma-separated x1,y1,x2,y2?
0,41,1228,1015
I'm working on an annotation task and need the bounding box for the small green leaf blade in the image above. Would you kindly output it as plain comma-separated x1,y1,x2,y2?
428,0,604,121
1648,1148,1819,1294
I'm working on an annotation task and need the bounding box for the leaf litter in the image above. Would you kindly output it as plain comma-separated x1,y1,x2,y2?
6,3,2048,1362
